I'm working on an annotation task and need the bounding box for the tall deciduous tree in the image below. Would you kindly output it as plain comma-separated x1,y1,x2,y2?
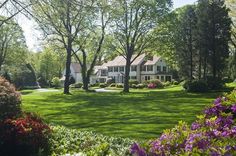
31,0,93,94
0,19,27,71
110,0,172,93
72,1,110,91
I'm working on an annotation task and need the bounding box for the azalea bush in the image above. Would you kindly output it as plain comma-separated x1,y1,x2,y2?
0,112,51,156
131,90,236,156
146,79,164,89
0,76,21,120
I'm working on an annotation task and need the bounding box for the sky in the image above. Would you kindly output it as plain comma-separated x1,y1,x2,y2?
17,0,197,52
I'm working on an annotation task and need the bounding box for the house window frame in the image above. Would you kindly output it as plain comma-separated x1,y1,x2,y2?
119,66,124,72
147,65,153,72
163,66,167,72
108,67,113,72
131,66,137,72
141,65,146,71
114,66,119,72
145,76,151,81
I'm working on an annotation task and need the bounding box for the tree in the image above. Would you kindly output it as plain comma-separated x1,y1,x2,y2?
72,1,110,91
0,18,27,72
175,6,198,80
197,0,231,79
0,0,31,27
31,0,94,94
110,0,172,92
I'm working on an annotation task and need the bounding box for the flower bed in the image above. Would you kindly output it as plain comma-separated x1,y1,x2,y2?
131,91,236,156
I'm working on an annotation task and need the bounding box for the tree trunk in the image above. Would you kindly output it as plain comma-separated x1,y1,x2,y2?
123,58,131,93
198,54,202,80
64,44,72,94
82,66,89,91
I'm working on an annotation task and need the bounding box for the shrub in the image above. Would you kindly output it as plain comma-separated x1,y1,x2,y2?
206,76,224,90
136,84,145,89
109,83,116,87
131,84,137,89
146,79,163,88
147,83,156,89
49,126,133,156
52,77,61,88
116,83,124,88
0,77,21,120
172,80,179,85
74,82,83,88
0,112,51,156
131,91,236,156
163,81,171,87
183,80,208,93
99,83,107,88
129,80,139,87
90,83,100,87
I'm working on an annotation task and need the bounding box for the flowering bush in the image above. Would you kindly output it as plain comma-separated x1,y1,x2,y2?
146,79,164,89
148,83,157,89
131,91,236,156
0,112,51,156
0,76,21,120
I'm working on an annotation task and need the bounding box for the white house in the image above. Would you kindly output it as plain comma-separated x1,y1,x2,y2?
103,54,172,83
63,54,172,84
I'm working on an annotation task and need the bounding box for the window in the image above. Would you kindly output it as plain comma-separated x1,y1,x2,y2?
156,76,160,80
145,76,150,81
161,76,165,81
147,65,153,72
131,76,137,80
119,66,124,72
114,66,118,72
157,66,161,72
141,65,146,71
108,67,113,72
131,66,137,72
101,70,107,76
166,76,171,82
163,66,167,72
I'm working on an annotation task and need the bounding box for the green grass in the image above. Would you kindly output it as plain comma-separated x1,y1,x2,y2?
22,86,227,140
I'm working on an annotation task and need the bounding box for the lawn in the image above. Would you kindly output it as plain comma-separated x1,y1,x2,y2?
21,86,230,140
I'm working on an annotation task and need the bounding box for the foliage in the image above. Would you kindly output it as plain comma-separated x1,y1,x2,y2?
129,80,139,87
131,91,236,156
136,84,145,89
12,64,39,89
49,126,133,156
109,83,116,87
206,76,224,90
52,77,61,88
0,77,21,120
147,83,157,89
183,80,208,93
0,112,51,156
146,79,164,89
172,81,179,85
73,82,83,88
99,83,107,88
163,81,171,87
116,83,124,88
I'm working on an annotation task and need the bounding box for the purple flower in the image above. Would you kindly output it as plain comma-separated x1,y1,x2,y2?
191,122,201,130
130,143,147,156
214,97,222,105
231,104,236,113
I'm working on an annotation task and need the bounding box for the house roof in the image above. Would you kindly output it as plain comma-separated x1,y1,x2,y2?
105,54,146,67
144,56,161,65
71,62,81,73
